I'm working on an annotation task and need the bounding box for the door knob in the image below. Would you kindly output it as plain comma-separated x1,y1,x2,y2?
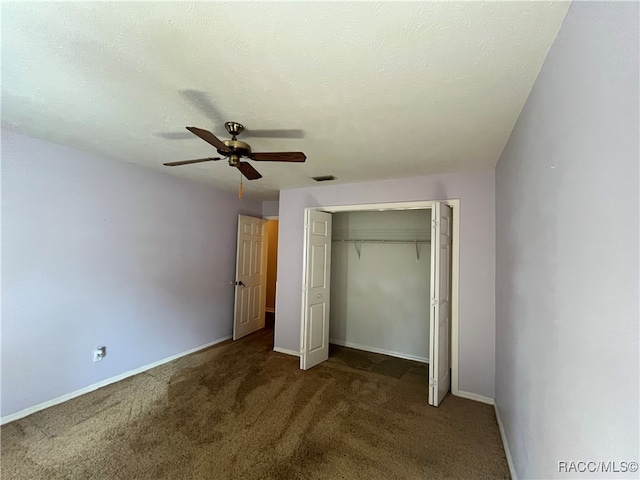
317,294,322,298
235,281,245,287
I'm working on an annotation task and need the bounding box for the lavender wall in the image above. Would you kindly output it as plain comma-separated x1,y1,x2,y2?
495,2,639,478
262,200,279,218
1,130,261,417
275,170,496,398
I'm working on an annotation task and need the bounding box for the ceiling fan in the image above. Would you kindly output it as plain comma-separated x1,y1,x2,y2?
163,122,306,180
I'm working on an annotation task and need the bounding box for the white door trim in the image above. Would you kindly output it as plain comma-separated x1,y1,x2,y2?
301,199,460,396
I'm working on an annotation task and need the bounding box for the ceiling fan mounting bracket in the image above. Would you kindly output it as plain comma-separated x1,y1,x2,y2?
225,121,245,140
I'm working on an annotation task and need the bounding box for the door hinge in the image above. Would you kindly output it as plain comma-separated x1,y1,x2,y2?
431,297,438,307
432,219,439,228
429,377,437,386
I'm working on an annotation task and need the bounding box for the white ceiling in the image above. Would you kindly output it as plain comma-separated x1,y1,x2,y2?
2,1,569,200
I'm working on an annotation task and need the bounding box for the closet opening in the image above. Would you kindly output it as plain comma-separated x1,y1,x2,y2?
330,209,432,363
299,200,459,407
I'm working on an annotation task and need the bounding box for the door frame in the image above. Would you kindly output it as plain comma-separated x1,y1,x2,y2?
300,199,460,397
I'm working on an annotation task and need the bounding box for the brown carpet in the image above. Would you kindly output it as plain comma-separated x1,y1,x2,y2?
1,329,510,479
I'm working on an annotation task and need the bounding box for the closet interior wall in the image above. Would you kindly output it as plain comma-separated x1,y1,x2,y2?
329,209,432,362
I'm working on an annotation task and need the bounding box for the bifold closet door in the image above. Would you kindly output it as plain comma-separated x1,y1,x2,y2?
429,202,453,407
300,210,332,370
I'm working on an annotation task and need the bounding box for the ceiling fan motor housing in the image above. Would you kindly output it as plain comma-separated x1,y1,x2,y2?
219,139,252,160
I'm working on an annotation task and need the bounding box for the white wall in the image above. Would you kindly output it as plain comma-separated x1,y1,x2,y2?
275,169,496,399
330,210,431,362
495,2,639,478
1,130,262,418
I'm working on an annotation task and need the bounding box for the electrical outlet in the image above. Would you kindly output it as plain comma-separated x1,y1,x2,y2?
93,346,106,362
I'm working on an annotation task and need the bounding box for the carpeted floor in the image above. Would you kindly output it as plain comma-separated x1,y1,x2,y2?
1,329,510,479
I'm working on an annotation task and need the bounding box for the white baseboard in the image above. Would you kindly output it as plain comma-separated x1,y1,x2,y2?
494,403,517,480
329,339,429,364
454,390,495,405
273,346,300,357
1,335,232,426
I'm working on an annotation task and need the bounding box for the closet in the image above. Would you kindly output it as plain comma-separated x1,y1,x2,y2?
299,201,454,407
329,209,432,362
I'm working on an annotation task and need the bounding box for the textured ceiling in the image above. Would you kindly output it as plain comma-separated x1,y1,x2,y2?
2,1,570,200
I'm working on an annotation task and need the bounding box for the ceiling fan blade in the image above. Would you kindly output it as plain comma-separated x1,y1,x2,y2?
237,162,262,180
243,129,305,139
186,126,230,153
250,152,306,162
163,157,221,166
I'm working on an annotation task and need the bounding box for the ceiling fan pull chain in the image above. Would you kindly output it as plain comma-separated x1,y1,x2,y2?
239,173,243,200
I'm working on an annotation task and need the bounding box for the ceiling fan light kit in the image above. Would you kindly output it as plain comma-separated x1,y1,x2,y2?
163,122,307,188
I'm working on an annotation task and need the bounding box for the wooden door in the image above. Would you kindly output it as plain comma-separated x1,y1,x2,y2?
233,215,267,340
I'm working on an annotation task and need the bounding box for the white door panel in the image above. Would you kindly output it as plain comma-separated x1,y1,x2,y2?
233,215,267,340
308,303,326,351
300,210,332,370
429,202,453,406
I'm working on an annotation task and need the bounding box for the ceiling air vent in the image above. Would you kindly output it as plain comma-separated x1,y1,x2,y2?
312,175,336,182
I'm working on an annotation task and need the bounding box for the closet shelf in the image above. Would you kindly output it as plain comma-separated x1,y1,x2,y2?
332,239,430,244
332,227,430,240
332,239,430,260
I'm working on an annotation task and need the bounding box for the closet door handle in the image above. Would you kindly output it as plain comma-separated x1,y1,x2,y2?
317,293,322,298
235,281,245,287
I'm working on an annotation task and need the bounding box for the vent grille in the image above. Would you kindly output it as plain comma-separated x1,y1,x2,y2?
312,175,336,182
